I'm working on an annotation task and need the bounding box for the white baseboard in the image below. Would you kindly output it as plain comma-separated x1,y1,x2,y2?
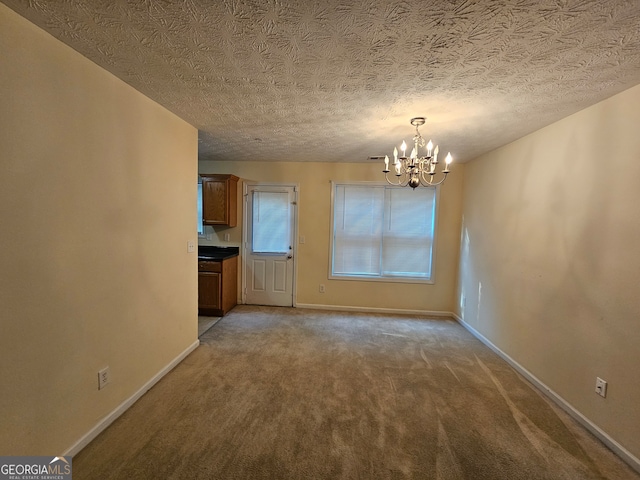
64,339,200,457
454,314,640,474
295,303,455,318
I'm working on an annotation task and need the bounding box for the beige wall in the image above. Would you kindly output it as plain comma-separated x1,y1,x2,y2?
0,4,198,454
457,84,640,460
199,160,463,314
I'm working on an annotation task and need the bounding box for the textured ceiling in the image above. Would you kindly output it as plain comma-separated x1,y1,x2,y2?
3,0,640,163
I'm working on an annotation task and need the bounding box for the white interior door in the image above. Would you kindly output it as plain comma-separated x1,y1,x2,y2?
243,184,297,307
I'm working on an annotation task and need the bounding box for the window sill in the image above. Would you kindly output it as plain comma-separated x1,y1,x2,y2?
329,273,435,285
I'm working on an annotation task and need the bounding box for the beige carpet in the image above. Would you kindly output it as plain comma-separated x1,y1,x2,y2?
74,306,639,479
198,315,220,337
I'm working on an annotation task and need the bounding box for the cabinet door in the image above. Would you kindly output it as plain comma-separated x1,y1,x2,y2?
198,272,221,310
202,179,228,225
201,174,238,226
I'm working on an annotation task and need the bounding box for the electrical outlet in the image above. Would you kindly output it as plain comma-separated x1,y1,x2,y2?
187,240,195,253
98,367,110,390
595,377,607,398
319,284,325,293
224,233,231,242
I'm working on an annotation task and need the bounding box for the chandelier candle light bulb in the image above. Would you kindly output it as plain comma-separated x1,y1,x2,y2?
377,117,453,189
444,152,452,172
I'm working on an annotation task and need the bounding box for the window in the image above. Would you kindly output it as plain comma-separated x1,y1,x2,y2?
251,190,290,254
197,182,204,235
330,182,437,282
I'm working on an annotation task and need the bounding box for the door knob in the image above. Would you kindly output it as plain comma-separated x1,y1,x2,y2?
287,255,293,259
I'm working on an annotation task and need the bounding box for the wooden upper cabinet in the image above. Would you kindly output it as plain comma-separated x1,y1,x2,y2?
200,174,239,227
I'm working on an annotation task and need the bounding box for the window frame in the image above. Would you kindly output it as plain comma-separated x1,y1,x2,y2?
328,181,440,284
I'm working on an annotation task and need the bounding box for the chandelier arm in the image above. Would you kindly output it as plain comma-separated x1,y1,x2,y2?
384,171,407,186
419,169,435,185
418,171,448,187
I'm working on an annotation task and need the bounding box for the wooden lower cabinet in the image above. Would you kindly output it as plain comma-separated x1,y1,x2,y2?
198,271,221,311
198,256,237,316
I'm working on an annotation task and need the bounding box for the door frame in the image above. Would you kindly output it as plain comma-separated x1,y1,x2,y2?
241,182,299,307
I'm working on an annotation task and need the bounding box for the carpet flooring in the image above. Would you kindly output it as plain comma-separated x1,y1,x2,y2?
73,306,640,479
198,315,221,337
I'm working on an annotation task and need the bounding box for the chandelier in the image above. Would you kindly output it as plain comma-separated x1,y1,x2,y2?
381,117,452,189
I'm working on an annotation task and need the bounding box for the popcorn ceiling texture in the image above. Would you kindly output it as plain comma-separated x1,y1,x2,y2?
4,0,640,163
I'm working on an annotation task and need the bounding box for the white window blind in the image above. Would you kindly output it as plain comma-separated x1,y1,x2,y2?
331,183,437,281
333,185,384,275
252,191,290,254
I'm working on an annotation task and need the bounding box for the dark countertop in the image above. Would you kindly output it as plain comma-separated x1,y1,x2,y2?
198,246,239,261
